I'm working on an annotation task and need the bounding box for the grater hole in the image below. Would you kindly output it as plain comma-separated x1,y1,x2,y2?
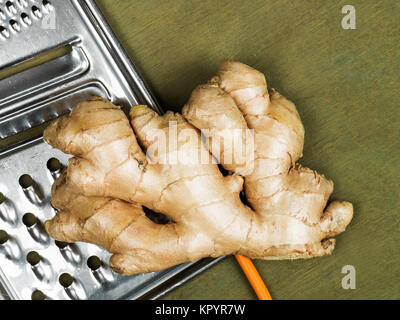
59,273,74,288
47,157,61,172
20,12,31,25
19,174,33,188
0,230,9,244
42,0,51,10
87,256,101,271
0,25,9,38
27,251,41,266
31,290,46,300
0,8,6,20
22,212,37,227
9,18,20,32
0,192,5,204
6,1,17,15
31,5,42,18
55,240,69,249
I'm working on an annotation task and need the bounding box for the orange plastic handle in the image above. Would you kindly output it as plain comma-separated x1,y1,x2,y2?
235,255,272,300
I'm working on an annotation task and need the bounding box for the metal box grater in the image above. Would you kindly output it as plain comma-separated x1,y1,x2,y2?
0,0,223,300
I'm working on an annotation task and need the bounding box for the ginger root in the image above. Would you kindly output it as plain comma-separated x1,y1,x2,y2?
43,62,353,275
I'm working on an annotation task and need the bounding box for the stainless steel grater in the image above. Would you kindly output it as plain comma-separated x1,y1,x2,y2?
0,0,223,300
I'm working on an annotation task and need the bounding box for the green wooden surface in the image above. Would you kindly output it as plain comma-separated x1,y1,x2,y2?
2,0,399,299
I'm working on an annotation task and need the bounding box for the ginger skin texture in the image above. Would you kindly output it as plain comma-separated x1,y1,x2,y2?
43,61,353,275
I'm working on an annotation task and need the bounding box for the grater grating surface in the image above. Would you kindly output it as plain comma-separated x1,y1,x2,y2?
0,0,224,300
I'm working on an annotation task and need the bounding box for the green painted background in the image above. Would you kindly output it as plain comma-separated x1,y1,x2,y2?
3,0,400,299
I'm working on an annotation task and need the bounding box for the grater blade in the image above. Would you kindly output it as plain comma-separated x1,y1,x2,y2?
0,0,162,139
0,0,224,300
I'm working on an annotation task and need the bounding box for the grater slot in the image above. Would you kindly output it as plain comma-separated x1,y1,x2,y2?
0,80,109,138
0,45,73,82
0,41,89,129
